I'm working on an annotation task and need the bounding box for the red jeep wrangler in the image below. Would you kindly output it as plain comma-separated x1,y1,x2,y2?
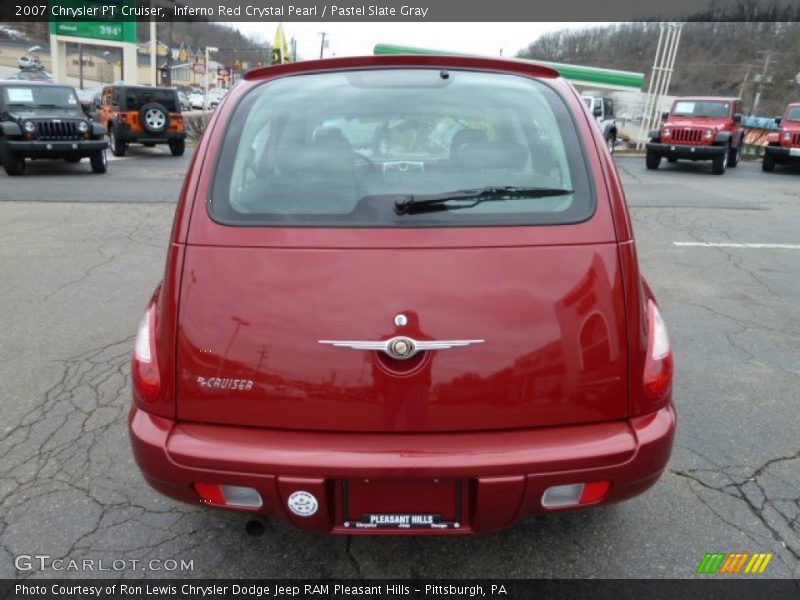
762,103,800,172
646,96,744,175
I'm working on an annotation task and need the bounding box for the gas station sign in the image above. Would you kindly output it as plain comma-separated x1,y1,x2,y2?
49,1,137,43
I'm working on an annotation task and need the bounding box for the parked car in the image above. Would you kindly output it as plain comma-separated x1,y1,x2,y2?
645,96,744,174
188,92,206,110
128,55,676,534
762,103,800,172
76,86,102,115
176,90,191,112
17,55,41,69
207,87,227,107
582,94,618,153
0,81,108,175
96,84,186,156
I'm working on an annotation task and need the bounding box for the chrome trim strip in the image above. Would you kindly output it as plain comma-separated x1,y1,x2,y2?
318,337,484,360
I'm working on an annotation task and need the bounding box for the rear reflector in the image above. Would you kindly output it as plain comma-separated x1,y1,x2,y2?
542,481,611,508
194,483,263,508
579,481,611,504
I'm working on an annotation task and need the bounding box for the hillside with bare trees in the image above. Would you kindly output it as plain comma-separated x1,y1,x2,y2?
518,21,800,116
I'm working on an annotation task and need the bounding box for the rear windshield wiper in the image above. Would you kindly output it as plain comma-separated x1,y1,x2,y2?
394,186,573,215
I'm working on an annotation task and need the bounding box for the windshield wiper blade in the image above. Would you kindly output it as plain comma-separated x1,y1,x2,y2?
394,186,573,215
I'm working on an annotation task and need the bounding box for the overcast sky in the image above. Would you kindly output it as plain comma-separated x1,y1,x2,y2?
231,22,607,60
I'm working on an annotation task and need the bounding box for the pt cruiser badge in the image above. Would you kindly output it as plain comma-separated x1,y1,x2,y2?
318,336,485,360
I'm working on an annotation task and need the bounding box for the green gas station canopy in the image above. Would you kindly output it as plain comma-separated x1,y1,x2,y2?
374,43,645,92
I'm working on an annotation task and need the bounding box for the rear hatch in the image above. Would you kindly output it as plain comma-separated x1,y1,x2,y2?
175,64,629,432
176,244,628,432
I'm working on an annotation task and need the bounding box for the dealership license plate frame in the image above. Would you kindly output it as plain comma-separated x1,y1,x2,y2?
341,479,464,530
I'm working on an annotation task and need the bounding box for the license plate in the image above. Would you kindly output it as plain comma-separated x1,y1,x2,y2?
341,479,463,529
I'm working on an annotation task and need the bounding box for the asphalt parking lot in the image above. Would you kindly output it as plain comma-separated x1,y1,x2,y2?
0,152,798,579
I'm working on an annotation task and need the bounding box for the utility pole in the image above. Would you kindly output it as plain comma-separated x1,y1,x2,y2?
149,11,157,86
78,43,84,90
319,32,326,59
738,66,751,99
751,51,773,116
166,19,173,87
204,46,218,111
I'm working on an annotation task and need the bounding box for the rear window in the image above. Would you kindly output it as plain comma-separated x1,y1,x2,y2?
123,88,178,112
210,69,594,227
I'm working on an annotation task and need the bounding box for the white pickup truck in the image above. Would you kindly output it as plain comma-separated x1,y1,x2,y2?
582,95,618,154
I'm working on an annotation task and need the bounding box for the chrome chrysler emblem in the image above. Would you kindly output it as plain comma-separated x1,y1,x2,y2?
387,337,415,358
318,336,484,360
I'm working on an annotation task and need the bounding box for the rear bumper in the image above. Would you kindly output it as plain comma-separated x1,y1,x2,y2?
129,403,676,534
646,142,726,160
112,127,186,144
6,139,107,157
764,145,800,162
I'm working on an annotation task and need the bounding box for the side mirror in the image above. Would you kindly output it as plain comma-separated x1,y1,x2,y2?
593,106,602,117
775,117,782,126
94,98,102,108
733,113,743,123
661,111,669,122
81,103,91,116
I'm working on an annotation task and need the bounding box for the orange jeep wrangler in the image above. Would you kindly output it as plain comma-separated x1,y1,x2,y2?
96,85,186,157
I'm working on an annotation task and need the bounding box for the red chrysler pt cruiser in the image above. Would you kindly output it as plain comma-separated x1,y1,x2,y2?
129,55,675,534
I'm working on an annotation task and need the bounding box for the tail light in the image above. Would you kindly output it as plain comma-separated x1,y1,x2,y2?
643,300,673,404
132,301,160,402
118,113,128,124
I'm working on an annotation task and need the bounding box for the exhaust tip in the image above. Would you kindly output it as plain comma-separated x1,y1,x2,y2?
245,519,266,536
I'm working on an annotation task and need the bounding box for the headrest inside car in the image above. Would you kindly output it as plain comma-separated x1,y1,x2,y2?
276,137,355,176
455,141,529,170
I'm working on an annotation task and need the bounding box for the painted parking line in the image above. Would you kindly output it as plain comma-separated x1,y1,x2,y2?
674,242,800,250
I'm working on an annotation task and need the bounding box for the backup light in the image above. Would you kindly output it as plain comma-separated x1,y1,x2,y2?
542,482,611,508
643,300,673,401
134,308,153,362
132,302,160,401
194,483,263,508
